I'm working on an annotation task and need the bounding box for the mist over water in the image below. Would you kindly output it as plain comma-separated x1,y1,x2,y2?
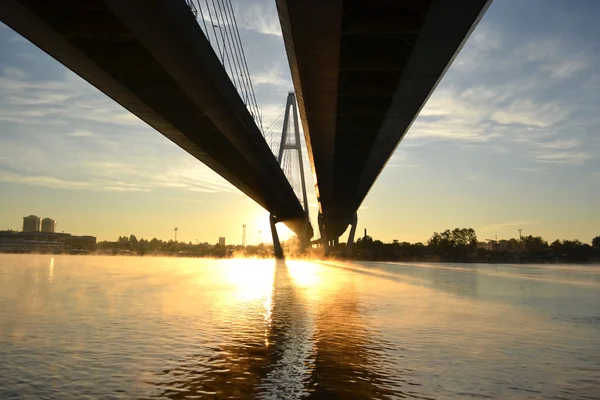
0,255,599,399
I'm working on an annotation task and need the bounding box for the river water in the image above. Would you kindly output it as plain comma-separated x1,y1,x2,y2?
0,255,599,399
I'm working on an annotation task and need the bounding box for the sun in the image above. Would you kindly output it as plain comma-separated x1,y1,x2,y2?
251,211,295,245
251,211,271,245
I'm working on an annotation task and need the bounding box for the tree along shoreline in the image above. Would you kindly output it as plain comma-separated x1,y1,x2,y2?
347,229,600,263
75,230,600,263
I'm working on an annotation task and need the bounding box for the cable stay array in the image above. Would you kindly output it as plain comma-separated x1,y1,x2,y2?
261,94,309,217
185,0,263,133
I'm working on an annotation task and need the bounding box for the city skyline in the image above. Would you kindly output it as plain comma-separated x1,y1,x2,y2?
3,208,599,246
1,0,600,244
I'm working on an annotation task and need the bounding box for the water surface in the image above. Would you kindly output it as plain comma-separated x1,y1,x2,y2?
0,255,599,399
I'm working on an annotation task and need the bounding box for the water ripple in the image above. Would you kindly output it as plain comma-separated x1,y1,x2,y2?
0,255,599,399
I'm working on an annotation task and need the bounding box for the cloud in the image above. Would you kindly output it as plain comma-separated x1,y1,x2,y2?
0,169,151,192
480,220,538,233
511,166,545,172
0,72,143,128
537,139,581,150
531,150,593,164
3,66,26,79
453,24,503,72
387,163,420,168
0,49,241,196
541,58,588,79
232,2,282,36
260,102,287,128
8,35,28,44
490,99,567,128
0,155,241,195
252,64,291,87
79,159,240,194
66,130,95,138
406,29,599,167
190,1,282,37
517,38,589,79
524,137,595,165
518,38,562,63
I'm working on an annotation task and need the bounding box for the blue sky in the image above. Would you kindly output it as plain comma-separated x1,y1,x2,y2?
0,0,599,244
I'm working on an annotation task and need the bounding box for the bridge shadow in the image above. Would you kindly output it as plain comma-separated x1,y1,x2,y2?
304,271,421,399
151,260,423,399
324,260,480,301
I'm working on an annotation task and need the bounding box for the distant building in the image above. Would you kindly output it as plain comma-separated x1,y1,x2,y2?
219,237,226,247
0,231,96,253
64,235,97,250
23,215,41,232
41,218,56,233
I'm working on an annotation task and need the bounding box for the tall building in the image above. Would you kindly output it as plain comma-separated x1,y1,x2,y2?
41,218,56,233
219,237,226,247
22,215,41,232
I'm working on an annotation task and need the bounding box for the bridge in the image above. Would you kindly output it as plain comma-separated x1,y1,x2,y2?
276,0,491,245
1,0,491,256
0,0,313,248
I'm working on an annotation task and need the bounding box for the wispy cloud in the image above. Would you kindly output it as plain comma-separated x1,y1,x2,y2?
0,45,240,196
252,64,291,87
518,38,589,79
511,166,545,172
387,163,420,168
408,28,599,168
3,66,25,79
537,139,581,150
481,220,538,232
0,169,151,192
531,150,593,164
233,2,282,36
66,130,95,138
490,99,567,128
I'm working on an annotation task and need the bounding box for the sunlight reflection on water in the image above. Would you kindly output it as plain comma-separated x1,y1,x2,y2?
0,255,599,399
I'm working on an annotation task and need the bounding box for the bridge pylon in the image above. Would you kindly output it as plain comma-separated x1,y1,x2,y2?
269,92,311,258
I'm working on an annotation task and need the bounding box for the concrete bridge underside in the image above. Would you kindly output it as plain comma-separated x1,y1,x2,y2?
276,0,491,240
0,0,313,239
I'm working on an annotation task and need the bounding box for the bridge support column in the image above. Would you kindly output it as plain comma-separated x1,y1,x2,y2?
318,212,331,255
270,214,284,260
298,220,311,254
345,213,358,256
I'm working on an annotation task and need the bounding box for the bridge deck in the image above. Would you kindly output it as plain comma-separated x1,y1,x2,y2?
1,0,312,238
277,0,491,239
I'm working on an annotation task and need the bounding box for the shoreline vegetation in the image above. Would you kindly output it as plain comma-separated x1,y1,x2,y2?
2,228,599,264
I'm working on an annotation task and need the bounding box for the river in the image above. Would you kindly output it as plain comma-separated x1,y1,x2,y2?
0,255,599,399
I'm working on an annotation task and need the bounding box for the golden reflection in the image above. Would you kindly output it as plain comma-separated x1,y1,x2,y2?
305,263,402,399
48,257,54,284
263,283,273,347
287,261,322,287
154,260,309,399
219,260,275,302
152,259,409,399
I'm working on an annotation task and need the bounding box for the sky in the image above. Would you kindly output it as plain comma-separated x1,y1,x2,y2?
0,0,599,245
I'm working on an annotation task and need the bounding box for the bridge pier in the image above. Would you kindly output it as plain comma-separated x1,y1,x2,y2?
298,220,312,254
270,214,284,260
345,213,358,256
318,213,328,255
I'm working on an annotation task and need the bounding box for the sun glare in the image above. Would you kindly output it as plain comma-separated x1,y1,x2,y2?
287,261,322,287
251,212,296,245
220,260,275,302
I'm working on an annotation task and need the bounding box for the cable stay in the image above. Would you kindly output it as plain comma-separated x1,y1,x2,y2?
185,0,263,133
